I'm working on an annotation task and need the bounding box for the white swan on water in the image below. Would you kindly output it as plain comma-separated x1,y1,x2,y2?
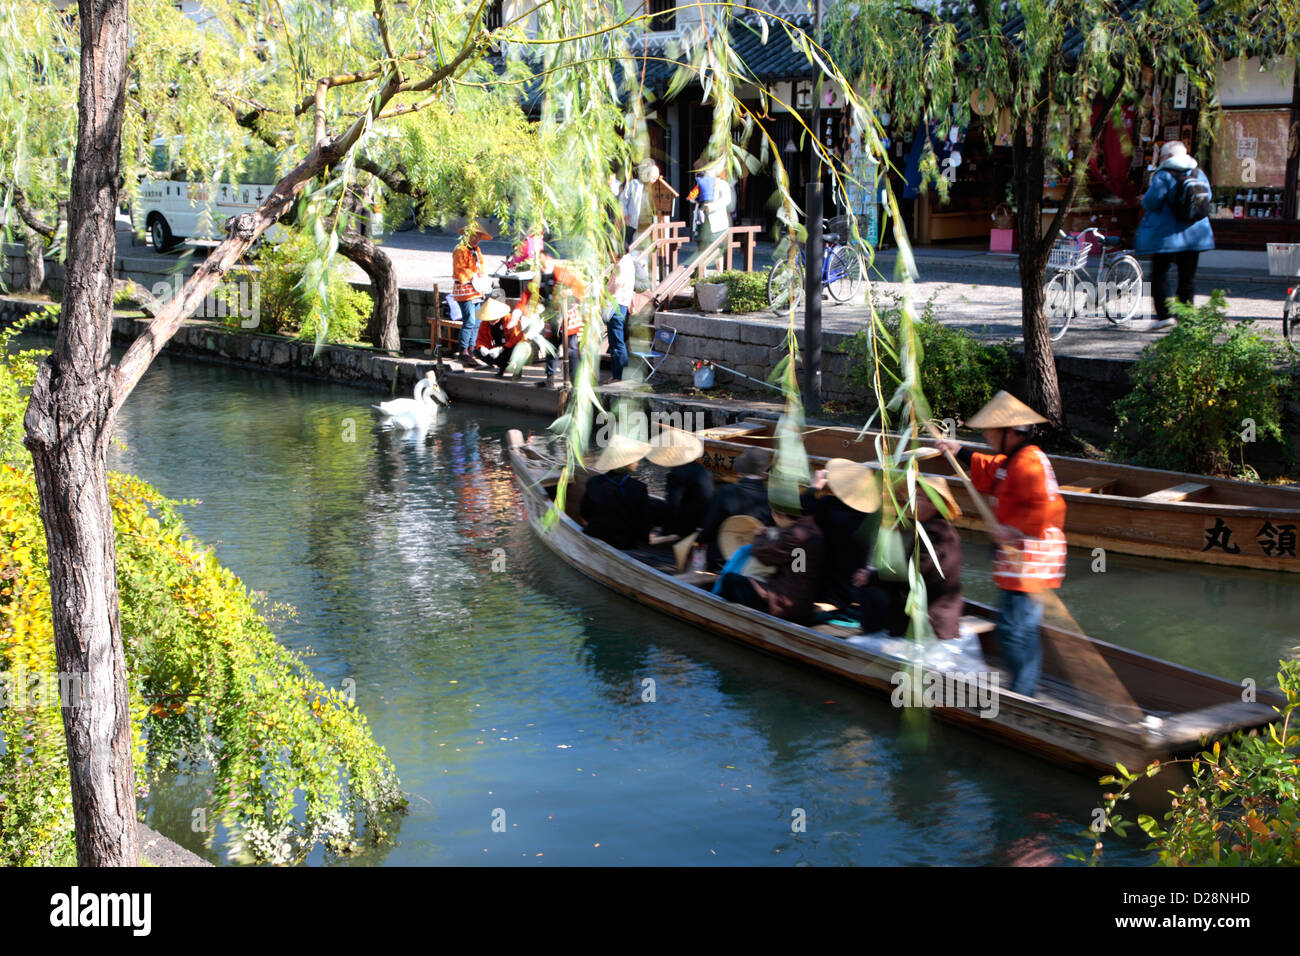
371,371,449,430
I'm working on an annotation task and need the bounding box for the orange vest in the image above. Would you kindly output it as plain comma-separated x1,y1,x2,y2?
452,245,484,301
552,263,586,336
970,444,1067,592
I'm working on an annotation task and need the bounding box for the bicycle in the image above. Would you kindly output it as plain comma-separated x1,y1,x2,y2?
1044,227,1144,341
1266,243,1300,348
767,223,867,312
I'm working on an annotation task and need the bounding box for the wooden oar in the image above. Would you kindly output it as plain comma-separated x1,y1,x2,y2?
921,423,1144,722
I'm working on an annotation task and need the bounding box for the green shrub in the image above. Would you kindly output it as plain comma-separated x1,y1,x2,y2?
233,234,372,344
844,293,1016,421
695,269,771,314
1080,657,1299,866
1111,293,1288,477
0,331,404,864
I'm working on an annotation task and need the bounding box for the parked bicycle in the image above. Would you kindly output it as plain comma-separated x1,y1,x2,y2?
767,223,867,312
1044,227,1144,341
1266,243,1300,348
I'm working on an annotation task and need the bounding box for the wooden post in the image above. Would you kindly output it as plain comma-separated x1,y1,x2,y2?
804,183,823,413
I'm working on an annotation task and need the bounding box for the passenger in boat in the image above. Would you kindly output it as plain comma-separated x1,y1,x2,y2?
719,500,825,624
580,435,653,550
852,475,964,640
646,427,715,537
937,391,1066,696
801,458,883,609
697,447,773,570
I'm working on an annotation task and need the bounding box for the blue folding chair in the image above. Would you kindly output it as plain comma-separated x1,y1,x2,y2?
631,325,677,383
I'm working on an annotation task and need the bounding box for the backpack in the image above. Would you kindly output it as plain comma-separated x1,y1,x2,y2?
1172,168,1212,223
693,174,717,204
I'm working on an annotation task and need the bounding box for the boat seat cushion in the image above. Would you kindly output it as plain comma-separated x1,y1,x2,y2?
1141,482,1209,502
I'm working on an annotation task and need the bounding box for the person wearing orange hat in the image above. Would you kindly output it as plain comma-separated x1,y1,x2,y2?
937,391,1066,695
452,225,492,368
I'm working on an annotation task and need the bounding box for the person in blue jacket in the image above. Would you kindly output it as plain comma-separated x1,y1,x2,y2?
1133,141,1215,331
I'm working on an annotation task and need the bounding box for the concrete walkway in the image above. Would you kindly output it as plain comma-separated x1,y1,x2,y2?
116,219,1296,363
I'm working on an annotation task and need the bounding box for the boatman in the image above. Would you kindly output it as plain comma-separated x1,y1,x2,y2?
937,391,1066,696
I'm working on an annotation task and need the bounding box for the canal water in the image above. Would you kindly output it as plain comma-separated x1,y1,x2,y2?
87,347,1294,866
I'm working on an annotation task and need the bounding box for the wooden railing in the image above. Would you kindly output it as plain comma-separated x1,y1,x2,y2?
632,220,766,308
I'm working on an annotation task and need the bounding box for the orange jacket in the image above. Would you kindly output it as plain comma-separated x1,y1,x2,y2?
452,245,484,301
969,444,1067,591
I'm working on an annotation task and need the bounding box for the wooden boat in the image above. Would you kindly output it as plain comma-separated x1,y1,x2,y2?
506,429,1282,774
694,419,1300,574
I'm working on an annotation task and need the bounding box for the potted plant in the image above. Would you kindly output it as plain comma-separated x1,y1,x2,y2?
695,280,728,313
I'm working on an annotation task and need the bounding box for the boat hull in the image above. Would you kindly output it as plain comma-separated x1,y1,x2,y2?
696,421,1300,574
506,430,1281,774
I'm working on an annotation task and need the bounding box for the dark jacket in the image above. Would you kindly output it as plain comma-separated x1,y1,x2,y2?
859,516,963,639
698,476,772,569
801,489,879,608
751,515,826,624
581,472,651,550
663,462,715,537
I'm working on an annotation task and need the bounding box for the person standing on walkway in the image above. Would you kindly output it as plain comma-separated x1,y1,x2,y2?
453,225,492,367
937,392,1066,696
1133,141,1214,331
605,244,635,383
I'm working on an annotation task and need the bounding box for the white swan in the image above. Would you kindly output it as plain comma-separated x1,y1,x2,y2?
371,371,449,431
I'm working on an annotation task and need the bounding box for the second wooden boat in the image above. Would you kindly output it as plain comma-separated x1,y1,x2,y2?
694,419,1300,574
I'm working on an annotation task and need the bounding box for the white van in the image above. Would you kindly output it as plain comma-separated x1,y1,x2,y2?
132,138,382,251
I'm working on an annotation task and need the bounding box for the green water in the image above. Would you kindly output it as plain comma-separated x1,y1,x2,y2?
88,346,1293,866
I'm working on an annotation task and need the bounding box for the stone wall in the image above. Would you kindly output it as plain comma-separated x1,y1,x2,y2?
649,310,860,404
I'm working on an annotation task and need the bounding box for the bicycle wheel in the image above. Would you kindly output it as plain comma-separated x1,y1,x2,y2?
768,259,805,313
1284,283,1300,349
1100,256,1143,325
826,246,865,303
1044,271,1079,342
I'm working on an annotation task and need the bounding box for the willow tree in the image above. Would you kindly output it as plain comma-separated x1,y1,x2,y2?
13,0,947,865
826,0,1300,430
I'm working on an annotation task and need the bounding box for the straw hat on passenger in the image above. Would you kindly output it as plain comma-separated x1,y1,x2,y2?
672,531,701,572
591,434,651,473
646,427,704,468
965,391,1048,430
824,458,882,514
918,475,962,521
478,298,511,323
718,515,764,560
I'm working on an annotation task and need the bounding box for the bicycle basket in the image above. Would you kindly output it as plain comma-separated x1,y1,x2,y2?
1266,243,1300,277
1047,236,1090,271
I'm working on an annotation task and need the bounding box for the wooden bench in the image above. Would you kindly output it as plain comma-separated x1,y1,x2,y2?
1140,482,1209,503
1058,476,1118,495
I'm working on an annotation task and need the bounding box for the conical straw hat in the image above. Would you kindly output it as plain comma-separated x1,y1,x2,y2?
478,297,511,323
919,475,962,521
718,514,764,560
646,427,704,468
965,391,1048,429
591,434,651,473
824,458,882,513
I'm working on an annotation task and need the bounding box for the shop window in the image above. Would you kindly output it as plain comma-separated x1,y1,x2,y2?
485,0,503,30
1208,108,1293,220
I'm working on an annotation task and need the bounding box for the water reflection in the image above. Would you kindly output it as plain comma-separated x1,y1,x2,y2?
69,342,1292,866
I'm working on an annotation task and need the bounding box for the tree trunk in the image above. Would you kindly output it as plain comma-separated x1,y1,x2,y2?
23,227,45,294
1012,95,1064,430
22,0,138,867
338,232,400,351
